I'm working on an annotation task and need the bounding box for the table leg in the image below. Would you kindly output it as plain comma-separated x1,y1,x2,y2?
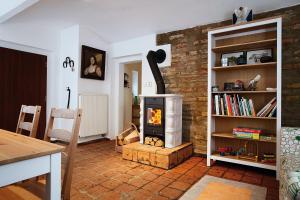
46,153,61,200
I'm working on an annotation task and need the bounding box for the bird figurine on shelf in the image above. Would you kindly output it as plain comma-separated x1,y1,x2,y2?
247,74,261,91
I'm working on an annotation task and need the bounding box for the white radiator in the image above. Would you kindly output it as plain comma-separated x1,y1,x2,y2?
78,94,108,137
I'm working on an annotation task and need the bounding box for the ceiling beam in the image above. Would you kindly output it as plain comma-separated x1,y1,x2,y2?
0,0,39,23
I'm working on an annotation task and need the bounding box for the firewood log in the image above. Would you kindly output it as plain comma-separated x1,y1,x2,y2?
145,137,152,144
124,130,140,144
155,140,164,147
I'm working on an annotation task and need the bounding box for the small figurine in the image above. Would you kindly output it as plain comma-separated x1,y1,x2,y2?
247,74,261,91
233,7,253,24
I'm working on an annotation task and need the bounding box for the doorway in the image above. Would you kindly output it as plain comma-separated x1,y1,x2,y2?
0,47,47,139
123,62,142,130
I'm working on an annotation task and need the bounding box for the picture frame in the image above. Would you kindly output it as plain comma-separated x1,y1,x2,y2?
247,49,272,64
221,51,244,66
81,45,106,80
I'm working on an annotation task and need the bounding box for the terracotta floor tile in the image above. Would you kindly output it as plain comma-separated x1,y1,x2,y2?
112,173,133,183
101,179,123,190
178,174,200,185
85,185,109,198
262,176,279,189
241,175,262,185
128,176,150,188
151,168,166,175
143,182,165,193
223,171,243,181
114,183,138,193
127,168,145,176
160,187,183,199
169,181,191,191
140,171,159,181
100,190,123,200
207,169,225,177
150,195,169,200
129,188,154,200
153,176,174,186
162,171,182,180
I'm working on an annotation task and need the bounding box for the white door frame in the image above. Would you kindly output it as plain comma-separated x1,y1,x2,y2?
111,54,143,138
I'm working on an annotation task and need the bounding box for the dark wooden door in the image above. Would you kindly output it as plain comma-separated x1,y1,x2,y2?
0,47,47,139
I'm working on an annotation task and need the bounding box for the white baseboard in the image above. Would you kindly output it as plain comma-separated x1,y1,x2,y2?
78,134,107,143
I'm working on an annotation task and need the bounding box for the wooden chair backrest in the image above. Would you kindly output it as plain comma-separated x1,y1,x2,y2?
44,108,82,200
16,105,41,138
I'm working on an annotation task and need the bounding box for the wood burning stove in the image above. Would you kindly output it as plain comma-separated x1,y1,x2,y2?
139,49,182,148
143,97,165,145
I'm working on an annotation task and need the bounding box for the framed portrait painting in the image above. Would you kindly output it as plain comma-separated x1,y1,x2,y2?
81,45,106,80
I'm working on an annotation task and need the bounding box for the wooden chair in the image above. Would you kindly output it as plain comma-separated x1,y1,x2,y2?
0,108,82,200
16,105,41,138
44,108,82,200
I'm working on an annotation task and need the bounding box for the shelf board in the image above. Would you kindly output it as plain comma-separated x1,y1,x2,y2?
211,154,276,170
212,38,276,53
212,62,277,71
212,132,276,143
212,115,276,120
212,90,276,94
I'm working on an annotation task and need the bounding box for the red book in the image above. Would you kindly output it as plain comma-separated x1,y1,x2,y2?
226,95,232,116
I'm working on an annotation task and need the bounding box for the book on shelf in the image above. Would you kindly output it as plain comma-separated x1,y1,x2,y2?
257,97,277,117
213,94,256,117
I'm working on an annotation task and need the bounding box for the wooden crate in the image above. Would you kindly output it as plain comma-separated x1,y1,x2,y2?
122,142,193,169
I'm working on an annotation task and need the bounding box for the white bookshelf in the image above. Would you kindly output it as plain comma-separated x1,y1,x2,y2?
207,17,282,178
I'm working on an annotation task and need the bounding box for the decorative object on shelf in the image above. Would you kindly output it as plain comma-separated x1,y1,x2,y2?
266,87,277,92
233,7,253,24
124,73,129,88
247,49,272,64
247,74,261,91
238,141,259,162
261,153,276,163
224,82,235,91
63,57,75,71
221,57,228,67
232,80,244,91
81,45,106,80
212,85,219,92
236,52,247,65
218,147,234,156
260,55,273,63
221,52,244,66
228,56,237,66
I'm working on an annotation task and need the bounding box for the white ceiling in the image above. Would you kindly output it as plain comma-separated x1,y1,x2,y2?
5,0,300,42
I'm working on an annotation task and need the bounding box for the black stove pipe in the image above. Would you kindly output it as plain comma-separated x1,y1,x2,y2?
146,49,166,94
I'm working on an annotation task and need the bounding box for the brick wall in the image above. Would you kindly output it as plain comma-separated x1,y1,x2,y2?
157,5,300,154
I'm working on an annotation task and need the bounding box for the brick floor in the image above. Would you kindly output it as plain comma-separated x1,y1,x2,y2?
70,139,279,200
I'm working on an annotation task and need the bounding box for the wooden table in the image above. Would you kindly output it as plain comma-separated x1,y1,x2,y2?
0,129,64,200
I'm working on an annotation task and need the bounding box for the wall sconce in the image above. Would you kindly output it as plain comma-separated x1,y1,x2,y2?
63,57,75,71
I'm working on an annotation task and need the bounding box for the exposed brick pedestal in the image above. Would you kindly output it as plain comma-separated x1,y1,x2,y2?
122,142,192,169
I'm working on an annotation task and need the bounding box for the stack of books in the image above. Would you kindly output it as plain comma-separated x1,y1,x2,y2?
233,127,263,140
213,94,256,117
257,97,277,117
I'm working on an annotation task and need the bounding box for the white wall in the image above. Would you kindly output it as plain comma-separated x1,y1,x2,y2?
59,25,80,110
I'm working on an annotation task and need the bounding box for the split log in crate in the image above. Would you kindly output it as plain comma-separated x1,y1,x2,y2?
122,142,193,169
